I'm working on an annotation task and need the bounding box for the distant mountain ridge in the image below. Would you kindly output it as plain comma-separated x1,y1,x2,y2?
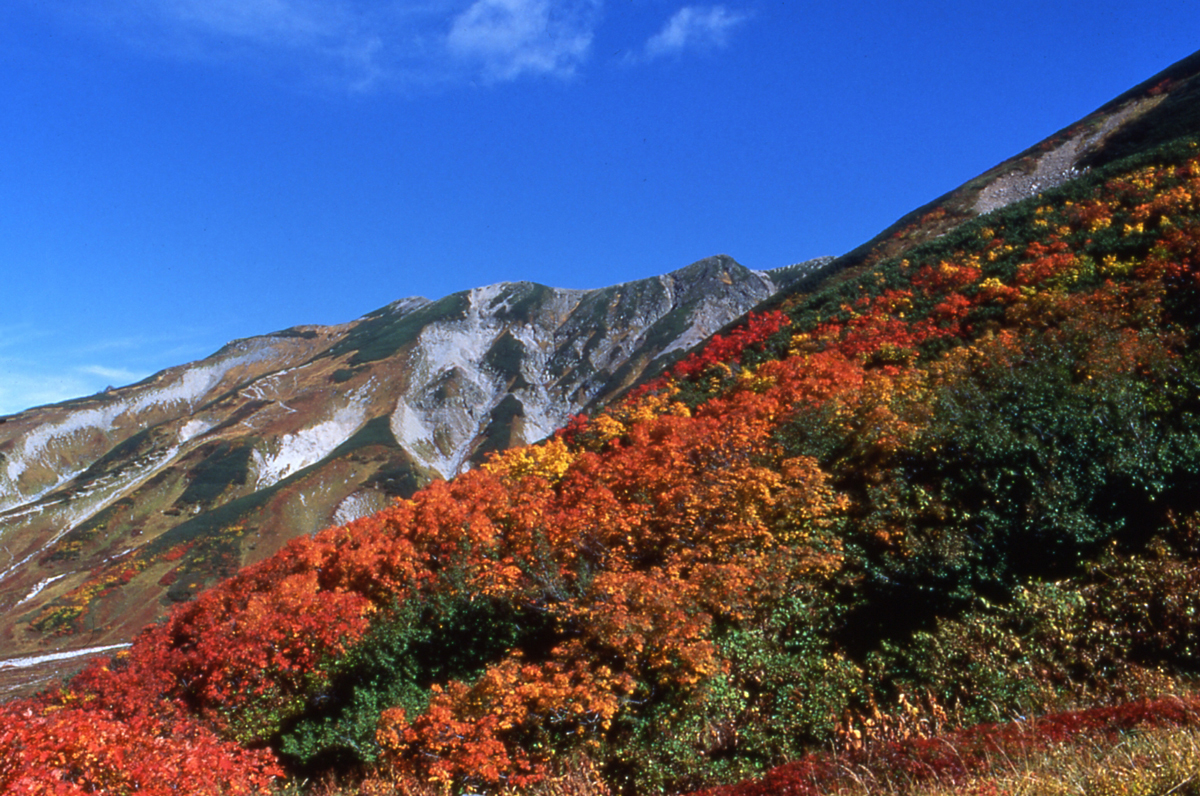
0,254,828,678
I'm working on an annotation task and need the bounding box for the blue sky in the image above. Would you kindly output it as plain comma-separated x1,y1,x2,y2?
1,1,1198,416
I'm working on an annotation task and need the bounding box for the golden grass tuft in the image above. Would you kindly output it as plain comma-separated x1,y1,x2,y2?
831,723,1200,796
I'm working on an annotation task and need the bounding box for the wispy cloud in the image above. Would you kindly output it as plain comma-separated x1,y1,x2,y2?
0,324,51,353
77,365,147,384
641,5,750,61
22,0,750,89
446,0,600,81
0,363,109,416
86,0,410,90
0,330,219,416
30,0,605,90
143,0,338,45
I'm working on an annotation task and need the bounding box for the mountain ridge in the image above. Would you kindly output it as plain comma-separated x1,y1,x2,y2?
767,48,1200,305
0,254,827,679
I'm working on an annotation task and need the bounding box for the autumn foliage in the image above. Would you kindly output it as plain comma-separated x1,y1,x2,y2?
6,134,1200,794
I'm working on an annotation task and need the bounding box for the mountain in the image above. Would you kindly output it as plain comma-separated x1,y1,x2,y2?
6,48,1200,796
778,48,1200,296
0,255,829,687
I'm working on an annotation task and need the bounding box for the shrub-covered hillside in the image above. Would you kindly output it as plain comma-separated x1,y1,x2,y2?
7,68,1200,796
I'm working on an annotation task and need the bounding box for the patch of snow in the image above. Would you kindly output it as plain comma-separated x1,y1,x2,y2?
388,389,468,479
382,287,549,478
238,363,315,403
125,354,254,415
0,466,86,518
4,403,123,489
653,303,728,361
0,643,131,671
331,491,390,527
178,419,214,444
14,574,68,607
252,387,372,489
103,548,135,563
1,346,271,506
0,435,196,584
974,98,1158,216
386,278,721,466
378,296,433,316
389,397,432,452
519,406,566,447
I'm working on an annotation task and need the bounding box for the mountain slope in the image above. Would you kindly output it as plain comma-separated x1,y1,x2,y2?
0,256,825,680
5,47,1200,796
774,49,1200,299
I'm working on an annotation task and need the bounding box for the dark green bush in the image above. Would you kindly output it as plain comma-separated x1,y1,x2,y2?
605,591,860,795
279,593,556,772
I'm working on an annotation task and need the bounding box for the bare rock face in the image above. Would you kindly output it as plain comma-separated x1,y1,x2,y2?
972,96,1165,216
0,255,824,680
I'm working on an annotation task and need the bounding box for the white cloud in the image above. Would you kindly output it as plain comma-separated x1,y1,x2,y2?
0,360,156,416
26,0,603,90
37,0,435,92
77,365,147,384
643,5,749,60
0,329,103,415
446,0,599,81
0,324,51,353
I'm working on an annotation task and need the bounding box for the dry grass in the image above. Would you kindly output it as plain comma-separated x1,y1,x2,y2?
279,694,1200,796
496,760,613,796
830,723,1200,796
281,730,1200,796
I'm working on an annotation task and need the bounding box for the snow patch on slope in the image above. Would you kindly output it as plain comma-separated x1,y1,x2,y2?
973,98,1158,216
0,436,192,584
505,318,576,444
655,270,778,361
252,386,372,490
14,574,68,607
332,491,391,527
0,345,272,509
178,419,214,444
0,643,131,671
0,466,87,520
386,285,548,478
383,271,781,471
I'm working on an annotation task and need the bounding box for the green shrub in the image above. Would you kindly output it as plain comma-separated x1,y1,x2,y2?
279,594,556,772
606,592,861,795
